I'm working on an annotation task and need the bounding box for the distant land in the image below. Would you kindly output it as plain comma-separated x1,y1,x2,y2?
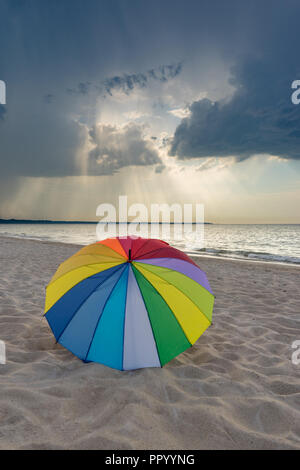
0,219,213,225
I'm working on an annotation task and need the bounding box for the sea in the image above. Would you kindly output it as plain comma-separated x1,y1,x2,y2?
0,222,299,266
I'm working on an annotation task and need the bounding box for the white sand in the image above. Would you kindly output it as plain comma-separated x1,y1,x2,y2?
0,236,300,450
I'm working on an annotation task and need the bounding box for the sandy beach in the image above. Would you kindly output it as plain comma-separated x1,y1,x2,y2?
0,236,300,450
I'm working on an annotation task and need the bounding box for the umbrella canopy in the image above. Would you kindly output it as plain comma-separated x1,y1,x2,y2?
44,237,214,370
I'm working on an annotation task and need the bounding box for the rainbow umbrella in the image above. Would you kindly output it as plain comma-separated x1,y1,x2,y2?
44,237,214,370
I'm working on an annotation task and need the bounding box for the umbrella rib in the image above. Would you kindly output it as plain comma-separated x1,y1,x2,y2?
133,262,212,334
83,266,127,363
134,246,198,266
54,264,126,344
131,238,155,259
135,261,211,301
133,239,170,259
47,260,123,288
61,253,126,261
73,243,127,259
121,266,130,371
134,245,174,260
134,257,209,285
97,239,128,258
131,265,163,367
133,264,192,347
135,260,215,300
136,262,213,325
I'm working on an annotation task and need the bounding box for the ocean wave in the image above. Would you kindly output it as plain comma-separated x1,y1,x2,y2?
188,247,300,265
1,230,299,265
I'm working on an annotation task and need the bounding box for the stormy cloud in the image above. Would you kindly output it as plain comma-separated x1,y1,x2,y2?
1,0,300,220
88,123,162,175
170,3,300,161
66,63,182,98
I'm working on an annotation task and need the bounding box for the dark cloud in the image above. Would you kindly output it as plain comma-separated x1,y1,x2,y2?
170,5,300,162
100,62,182,97
154,163,166,173
170,72,300,161
0,106,86,177
1,0,300,193
88,123,161,175
66,63,182,98
44,94,54,104
101,72,148,97
66,82,91,96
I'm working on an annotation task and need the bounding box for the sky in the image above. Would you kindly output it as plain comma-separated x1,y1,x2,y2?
0,0,300,223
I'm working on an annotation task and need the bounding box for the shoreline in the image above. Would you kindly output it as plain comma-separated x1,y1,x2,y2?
1,234,299,269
